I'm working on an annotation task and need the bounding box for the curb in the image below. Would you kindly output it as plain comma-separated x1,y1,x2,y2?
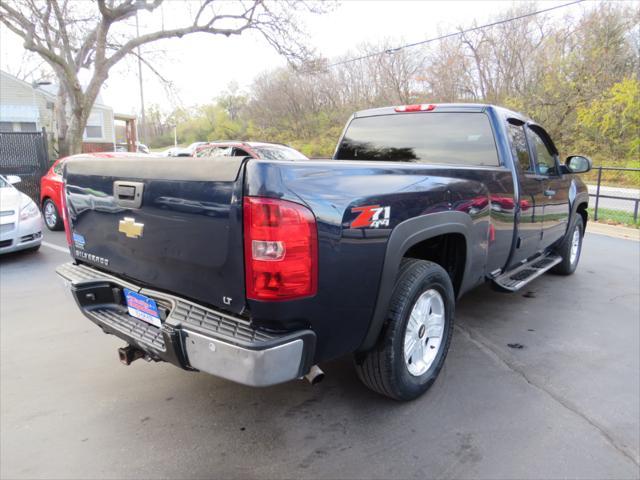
586,222,640,242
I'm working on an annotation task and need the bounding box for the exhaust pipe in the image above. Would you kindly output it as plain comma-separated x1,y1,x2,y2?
118,345,145,365
304,365,325,385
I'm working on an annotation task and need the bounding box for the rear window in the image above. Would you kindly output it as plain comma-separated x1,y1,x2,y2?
335,112,499,166
53,160,64,175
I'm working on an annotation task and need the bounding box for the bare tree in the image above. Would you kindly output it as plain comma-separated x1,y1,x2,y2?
0,0,327,156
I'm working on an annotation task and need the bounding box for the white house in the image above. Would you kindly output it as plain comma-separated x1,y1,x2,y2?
0,70,116,152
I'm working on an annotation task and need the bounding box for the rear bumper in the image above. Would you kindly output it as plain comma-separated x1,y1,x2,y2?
56,262,316,386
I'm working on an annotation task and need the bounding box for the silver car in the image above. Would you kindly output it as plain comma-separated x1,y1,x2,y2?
0,175,43,254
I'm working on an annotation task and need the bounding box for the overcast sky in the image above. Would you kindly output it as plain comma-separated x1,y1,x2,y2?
1,0,594,115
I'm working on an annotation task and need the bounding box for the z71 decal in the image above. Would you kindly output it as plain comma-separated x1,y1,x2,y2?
351,205,391,228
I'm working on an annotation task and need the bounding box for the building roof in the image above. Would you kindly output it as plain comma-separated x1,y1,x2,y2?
0,69,110,108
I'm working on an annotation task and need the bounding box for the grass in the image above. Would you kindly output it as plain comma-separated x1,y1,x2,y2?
588,207,639,228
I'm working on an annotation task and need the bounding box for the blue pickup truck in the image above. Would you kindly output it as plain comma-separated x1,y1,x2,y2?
57,103,592,400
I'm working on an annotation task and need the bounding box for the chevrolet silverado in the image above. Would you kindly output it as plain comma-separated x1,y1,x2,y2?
56,103,592,400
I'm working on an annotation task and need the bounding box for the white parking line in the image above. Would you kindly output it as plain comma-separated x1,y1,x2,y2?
42,241,69,254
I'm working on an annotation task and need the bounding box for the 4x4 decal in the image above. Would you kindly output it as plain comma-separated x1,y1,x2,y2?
351,205,391,228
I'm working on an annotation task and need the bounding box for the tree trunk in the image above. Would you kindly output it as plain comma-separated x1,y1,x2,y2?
57,83,88,157
55,88,70,158
58,104,85,157
57,134,70,159
65,114,85,156
57,121,84,157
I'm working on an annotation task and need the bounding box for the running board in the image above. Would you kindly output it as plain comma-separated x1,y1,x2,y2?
492,253,562,292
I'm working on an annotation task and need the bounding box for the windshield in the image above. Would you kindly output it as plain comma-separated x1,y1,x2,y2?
334,112,499,166
253,146,308,161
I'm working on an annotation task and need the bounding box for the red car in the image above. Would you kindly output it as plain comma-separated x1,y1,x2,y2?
39,143,306,231
40,157,66,231
194,141,308,160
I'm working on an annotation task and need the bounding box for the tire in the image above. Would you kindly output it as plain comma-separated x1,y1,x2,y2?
42,199,63,231
354,259,455,401
551,215,584,275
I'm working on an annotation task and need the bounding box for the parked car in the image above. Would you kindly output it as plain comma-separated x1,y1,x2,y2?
40,157,66,230
56,103,591,400
171,142,208,157
194,141,308,160
154,147,175,157
115,143,150,154
0,175,43,254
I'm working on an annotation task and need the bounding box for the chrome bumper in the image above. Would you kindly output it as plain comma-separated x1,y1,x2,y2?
56,262,315,386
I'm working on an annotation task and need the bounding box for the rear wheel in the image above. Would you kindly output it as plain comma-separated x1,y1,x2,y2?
354,259,455,401
42,199,63,231
552,215,584,275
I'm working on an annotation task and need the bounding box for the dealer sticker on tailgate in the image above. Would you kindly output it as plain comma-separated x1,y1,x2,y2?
124,288,161,328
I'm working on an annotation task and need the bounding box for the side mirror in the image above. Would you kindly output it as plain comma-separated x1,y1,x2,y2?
565,155,592,174
6,175,21,184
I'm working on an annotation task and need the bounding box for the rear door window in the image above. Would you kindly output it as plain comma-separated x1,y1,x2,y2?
334,112,499,166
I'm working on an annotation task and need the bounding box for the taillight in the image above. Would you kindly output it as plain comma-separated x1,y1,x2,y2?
243,196,318,301
60,184,72,246
394,104,436,112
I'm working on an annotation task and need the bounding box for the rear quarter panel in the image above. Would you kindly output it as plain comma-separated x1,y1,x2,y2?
245,160,516,362
40,167,63,209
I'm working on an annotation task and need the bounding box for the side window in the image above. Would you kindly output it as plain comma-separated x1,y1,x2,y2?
527,127,556,175
205,147,232,157
233,148,250,157
53,161,63,175
195,146,211,157
83,111,104,139
506,122,533,173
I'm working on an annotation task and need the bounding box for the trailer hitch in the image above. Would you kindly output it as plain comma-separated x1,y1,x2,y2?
118,345,146,365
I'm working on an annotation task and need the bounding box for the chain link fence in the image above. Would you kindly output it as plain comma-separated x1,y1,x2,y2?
0,129,50,203
589,166,640,227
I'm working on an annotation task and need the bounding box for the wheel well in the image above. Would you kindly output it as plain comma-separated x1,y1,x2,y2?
577,202,588,228
403,233,466,296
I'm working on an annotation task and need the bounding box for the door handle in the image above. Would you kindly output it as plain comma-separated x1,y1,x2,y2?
114,181,144,208
544,189,556,197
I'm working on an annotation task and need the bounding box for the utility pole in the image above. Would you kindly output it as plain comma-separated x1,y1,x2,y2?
135,11,145,147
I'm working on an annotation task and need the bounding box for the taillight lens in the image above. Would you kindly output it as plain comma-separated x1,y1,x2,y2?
243,196,318,301
394,104,436,112
60,184,72,246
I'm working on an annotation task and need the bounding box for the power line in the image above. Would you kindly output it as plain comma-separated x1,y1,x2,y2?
326,0,585,68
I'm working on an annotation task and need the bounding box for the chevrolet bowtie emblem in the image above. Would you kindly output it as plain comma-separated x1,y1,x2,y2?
118,217,144,239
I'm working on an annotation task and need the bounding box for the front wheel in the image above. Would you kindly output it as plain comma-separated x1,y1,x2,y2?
551,215,584,275
354,259,455,401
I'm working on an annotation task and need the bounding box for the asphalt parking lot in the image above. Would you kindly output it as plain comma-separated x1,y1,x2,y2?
1,229,639,479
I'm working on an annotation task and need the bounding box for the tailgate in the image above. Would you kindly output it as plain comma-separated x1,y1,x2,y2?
64,154,247,314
